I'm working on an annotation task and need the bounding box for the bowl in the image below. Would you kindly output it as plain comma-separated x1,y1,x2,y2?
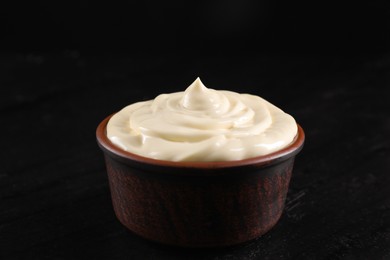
96,114,305,247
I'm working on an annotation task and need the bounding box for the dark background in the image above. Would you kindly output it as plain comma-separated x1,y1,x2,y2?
2,1,390,55
1,1,390,259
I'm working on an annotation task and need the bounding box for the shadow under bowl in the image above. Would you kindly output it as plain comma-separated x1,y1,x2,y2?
96,115,305,247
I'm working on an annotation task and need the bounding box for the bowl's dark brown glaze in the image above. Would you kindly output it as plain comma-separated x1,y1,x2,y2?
96,114,305,247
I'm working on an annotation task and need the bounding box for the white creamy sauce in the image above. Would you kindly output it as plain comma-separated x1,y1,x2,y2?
107,78,297,161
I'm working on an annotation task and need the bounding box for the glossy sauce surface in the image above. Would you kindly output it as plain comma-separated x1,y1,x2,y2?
107,78,297,161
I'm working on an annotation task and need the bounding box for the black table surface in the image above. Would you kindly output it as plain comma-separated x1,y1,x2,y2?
1,52,389,259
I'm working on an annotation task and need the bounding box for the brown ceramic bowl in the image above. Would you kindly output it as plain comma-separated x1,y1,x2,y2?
96,114,305,247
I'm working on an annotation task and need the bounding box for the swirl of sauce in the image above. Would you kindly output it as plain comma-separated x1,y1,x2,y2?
107,78,297,161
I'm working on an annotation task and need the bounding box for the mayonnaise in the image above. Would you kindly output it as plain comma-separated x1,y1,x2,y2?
107,78,297,161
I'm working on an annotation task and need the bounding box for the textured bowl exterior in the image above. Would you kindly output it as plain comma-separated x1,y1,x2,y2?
97,115,304,247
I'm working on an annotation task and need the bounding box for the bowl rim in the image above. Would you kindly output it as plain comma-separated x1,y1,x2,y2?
96,114,305,170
